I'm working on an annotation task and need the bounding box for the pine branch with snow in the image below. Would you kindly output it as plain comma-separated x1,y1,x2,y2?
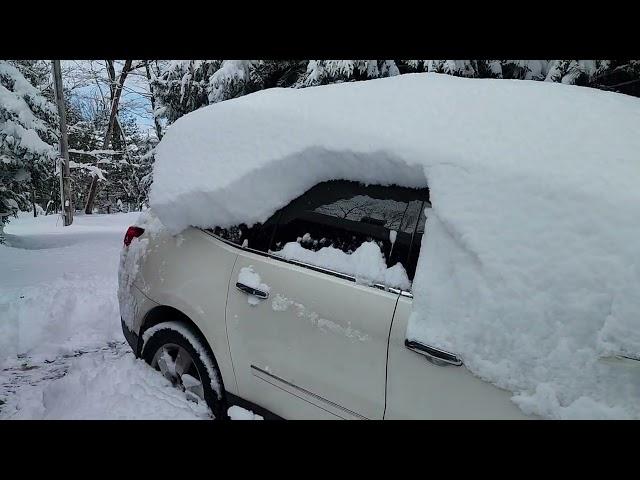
0,60,57,236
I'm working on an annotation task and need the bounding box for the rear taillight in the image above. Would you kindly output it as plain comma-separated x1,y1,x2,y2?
124,226,145,246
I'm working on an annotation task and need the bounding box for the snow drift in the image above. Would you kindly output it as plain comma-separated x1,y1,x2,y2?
150,73,640,419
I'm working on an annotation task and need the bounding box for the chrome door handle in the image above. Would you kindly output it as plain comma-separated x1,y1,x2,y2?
236,282,269,299
405,339,463,367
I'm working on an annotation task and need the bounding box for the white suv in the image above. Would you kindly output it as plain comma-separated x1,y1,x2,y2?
118,179,527,420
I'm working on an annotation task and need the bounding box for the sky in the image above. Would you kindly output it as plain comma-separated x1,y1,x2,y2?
61,60,157,135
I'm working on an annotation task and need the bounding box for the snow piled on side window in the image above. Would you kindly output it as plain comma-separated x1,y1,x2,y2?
275,241,411,291
150,73,640,419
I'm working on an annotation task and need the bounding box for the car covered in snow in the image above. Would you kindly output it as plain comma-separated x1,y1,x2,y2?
119,73,640,420
118,180,527,419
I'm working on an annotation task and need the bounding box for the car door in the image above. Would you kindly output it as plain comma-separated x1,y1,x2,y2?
383,206,529,419
385,295,529,419
224,180,429,419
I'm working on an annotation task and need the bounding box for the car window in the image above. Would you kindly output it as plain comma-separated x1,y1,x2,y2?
210,213,280,253
209,180,430,288
269,180,429,284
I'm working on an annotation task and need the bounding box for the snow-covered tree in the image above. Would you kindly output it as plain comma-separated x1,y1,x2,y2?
65,95,156,214
207,60,256,103
423,60,479,78
0,60,57,237
152,60,222,123
151,58,640,130
543,60,608,85
302,60,400,86
153,60,307,124
93,115,157,212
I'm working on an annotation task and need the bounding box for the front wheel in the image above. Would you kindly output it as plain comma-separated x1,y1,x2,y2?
141,321,227,419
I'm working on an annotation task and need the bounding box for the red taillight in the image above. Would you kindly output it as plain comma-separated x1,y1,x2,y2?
124,226,145,246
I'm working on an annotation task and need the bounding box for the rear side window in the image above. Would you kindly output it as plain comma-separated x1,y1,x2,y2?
209,180,429,290
211,215,279,252
269,180,429,285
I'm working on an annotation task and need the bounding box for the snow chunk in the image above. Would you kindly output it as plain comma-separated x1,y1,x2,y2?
272,293,294,312
237,266,270,306
227,405,263,420
150,73,640,419
274,240,410,290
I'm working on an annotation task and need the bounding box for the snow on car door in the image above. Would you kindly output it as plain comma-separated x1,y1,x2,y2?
224,180,428,419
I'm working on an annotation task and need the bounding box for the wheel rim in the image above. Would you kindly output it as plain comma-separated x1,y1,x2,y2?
151,343,205,403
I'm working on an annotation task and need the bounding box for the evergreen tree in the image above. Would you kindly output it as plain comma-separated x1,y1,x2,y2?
543,60,609,85
93,115,157,212
423,60,479,77
152,60,222,123
302,60,400,86
0,60,57,238
152,60,308,124
65,97,156,214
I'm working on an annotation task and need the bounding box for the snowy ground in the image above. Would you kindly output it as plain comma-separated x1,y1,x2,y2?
0,212,260,420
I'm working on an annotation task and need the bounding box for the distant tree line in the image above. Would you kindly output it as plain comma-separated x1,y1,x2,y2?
151,60,640,123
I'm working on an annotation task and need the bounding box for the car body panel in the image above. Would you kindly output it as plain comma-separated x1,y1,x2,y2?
385,296,528,419
122,227,241,396
226,246,398,419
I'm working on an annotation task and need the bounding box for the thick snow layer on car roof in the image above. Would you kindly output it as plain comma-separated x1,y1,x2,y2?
150,73,640,419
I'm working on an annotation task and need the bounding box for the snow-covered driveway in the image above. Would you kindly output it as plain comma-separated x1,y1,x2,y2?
0,212,258,419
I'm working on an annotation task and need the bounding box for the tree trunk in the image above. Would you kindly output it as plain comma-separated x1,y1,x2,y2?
84,59,133,214
144,61,163,141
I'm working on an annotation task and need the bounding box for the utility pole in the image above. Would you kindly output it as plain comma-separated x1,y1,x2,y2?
51,60,73,226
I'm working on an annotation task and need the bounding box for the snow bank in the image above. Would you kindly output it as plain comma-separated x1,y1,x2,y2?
0,212,140,364
0,273,122,363
0,212,219,420
151,73,640,418
6,353,210,420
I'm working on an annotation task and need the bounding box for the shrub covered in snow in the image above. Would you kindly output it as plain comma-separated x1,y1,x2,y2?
0,61,57,236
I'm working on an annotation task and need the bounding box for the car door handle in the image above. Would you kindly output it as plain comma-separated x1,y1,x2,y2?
236,282,269,299
405,339,463,367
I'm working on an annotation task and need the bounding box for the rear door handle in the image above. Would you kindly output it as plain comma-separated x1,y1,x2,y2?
405,339,463,367
236,282,269,299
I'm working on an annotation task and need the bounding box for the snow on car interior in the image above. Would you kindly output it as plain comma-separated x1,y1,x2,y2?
117,72,640,420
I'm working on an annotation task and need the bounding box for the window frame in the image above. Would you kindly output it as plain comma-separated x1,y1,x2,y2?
202,180,430,297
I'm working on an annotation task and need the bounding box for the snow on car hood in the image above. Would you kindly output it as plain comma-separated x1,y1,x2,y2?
150,73,640,419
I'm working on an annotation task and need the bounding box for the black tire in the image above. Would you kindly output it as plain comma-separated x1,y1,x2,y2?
141,322,228,420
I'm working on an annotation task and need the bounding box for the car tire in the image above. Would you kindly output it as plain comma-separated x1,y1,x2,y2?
141,321,228,420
